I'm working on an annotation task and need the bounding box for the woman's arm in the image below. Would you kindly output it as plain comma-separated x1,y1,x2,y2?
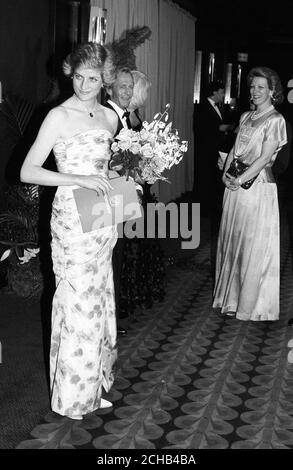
226,140,279,190
222,146,238,191
237,140,279,184
223,145,235,175
223,113,285,191
20,107,112,194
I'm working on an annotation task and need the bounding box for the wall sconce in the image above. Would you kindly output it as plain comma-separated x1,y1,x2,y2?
237,52,248,63
236,64,242,99
287,79,293,103
208,52,215,83
69,1,80,49
88,1,107,45
224,63,232,104
235,53,248,100
229,97,237,110
193,50,202,103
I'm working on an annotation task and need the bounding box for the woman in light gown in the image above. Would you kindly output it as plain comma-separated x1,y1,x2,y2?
212,66,287,322
20,42,119,420
128,70,151,130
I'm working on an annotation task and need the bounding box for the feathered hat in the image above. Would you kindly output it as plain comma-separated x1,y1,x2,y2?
105,26,152,71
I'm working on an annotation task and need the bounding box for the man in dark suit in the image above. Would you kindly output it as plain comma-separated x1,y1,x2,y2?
104,67,134,335
104,67,134,135
194,80,234,282
194,80,232,217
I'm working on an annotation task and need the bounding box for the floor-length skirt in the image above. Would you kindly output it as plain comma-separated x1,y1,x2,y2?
212,181,279,321
49,188,117,417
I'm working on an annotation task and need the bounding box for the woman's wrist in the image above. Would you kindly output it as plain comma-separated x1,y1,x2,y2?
237,177,242,186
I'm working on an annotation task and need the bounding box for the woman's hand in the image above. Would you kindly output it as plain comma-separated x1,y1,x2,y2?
223,173,241,191
134,173,144,185
77,174,113,195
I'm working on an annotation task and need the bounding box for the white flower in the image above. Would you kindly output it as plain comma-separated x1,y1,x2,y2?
111,142,119,152
139,128,150,141
141,144,154,158
130,142,141,154
110,103,188,185
0,249,11,262
163,122,173,134
18,248,40,264
118,139,132,151
115,128,131,141
130,130,140,142
152,156,167,172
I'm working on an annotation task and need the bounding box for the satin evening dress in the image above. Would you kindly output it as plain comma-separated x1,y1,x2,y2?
213,111,287,321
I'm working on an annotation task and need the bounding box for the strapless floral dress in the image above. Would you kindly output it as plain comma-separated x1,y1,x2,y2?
50,129,117,417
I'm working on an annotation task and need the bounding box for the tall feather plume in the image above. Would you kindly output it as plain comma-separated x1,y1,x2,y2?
106,26,151,71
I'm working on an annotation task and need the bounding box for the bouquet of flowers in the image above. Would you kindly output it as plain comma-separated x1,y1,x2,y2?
110,104,188,184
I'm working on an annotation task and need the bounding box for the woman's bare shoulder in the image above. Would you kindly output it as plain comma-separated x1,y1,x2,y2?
101,104,118,132
45,105,69,125
102,104,117,120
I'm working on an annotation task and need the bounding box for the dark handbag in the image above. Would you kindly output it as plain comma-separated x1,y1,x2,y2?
226,159,258,190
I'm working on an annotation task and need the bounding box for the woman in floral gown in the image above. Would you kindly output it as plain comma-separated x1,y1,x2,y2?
20,42,119,419
213,66,287,322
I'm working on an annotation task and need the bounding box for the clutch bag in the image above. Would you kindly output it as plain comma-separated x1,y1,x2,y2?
73,175,142,232
226,159,258,190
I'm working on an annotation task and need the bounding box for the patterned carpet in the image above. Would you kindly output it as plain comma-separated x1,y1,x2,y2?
15,207,293,450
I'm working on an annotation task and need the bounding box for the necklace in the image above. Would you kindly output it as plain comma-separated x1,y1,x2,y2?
82,102,99,118
251,105,274,121
75,95,99,118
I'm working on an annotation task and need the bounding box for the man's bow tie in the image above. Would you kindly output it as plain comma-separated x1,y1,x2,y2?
122,110,131,129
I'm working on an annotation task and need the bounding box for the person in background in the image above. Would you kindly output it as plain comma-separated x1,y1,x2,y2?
127,69,151,194
104,67,134,135
213,66,287,322
194,80,235,281
20,42,119,420
128,70,151,130
272,120,292,184
119,70,166,317
194,80,233,217
103,67,135,335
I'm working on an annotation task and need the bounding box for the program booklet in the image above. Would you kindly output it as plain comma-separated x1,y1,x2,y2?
73,176,142,232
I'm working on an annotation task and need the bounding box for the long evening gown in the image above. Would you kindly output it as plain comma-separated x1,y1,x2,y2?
49,129,117,418
212,111,287,321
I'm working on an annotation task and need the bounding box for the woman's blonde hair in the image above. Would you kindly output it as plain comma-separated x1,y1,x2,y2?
247,66,284,105
62,41,116,88
128,70,151,110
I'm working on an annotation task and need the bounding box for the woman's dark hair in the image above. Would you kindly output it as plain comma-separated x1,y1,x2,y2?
206,80,225,97
247,66,284,105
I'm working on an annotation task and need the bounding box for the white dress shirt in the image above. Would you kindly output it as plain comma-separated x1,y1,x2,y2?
107,100,128,128
107,101,143,193
207,97,222,120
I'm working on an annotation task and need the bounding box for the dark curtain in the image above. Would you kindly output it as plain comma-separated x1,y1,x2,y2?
0,0,51,104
